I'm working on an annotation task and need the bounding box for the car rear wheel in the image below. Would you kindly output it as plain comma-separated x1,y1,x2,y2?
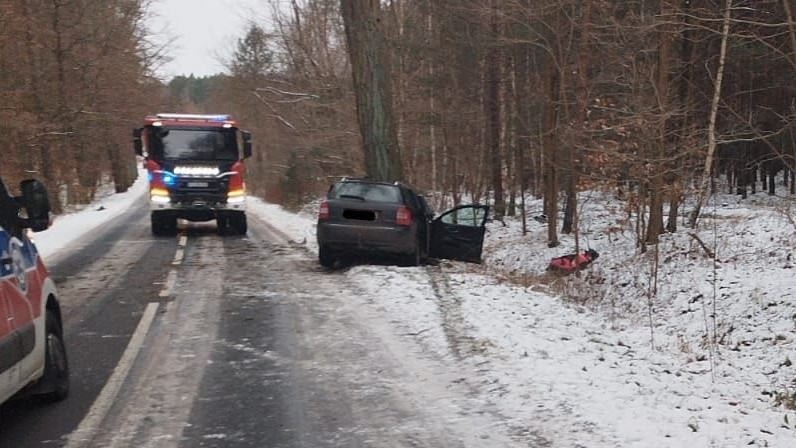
38,310,69,402
403,239,423,267
419,245,429,265
319,245,336,268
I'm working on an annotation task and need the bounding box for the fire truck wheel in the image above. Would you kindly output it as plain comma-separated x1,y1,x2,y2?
216,215,228,235
151,215,164,235
39,310,70,402
152,214,177,236
229,213,247,235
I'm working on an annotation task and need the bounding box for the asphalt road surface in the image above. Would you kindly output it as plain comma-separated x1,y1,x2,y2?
0,203,175,446
0,201,538,448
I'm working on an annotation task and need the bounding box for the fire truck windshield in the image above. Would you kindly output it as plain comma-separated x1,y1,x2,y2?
150,128,239,161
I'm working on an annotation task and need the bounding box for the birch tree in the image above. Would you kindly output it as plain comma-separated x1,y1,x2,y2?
690,0,733,227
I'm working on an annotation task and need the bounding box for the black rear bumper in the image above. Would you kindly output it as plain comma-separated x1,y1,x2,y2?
317,221,417,255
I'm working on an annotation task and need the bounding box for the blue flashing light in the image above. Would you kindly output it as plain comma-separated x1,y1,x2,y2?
209,115,230,122
162,173,177,186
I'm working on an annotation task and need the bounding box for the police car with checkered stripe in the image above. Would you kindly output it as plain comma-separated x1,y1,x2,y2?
0,175,68,406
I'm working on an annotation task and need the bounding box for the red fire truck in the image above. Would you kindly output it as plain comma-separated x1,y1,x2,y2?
133,114,253,235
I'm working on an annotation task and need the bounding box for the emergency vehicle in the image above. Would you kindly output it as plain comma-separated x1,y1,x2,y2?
133,114,253,235
0,175,69,406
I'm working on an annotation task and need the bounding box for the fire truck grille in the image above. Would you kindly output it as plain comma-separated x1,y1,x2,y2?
170,178,228,204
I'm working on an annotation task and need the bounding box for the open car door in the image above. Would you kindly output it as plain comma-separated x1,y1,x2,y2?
429,205,490,263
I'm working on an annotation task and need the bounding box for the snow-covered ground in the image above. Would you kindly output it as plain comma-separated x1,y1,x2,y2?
481,190,796,444
38,177,796,447
33,169,149,260
248,190,796,447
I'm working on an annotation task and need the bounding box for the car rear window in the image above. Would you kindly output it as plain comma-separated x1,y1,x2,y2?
331,182,403,203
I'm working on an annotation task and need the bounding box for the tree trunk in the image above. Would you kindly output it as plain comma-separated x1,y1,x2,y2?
427,0,438,194
340,0,403,181
391,0,407,178
768,163,776,195
543,57,559,248
19,0,60,210
667,0,694,234
646,0,670,244
513,38,531,235
562,0,592,235
782,0,796,195
689,0,732,227
487,0,504,219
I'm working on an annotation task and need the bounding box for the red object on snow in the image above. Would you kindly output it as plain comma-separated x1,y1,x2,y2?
549,249,600,272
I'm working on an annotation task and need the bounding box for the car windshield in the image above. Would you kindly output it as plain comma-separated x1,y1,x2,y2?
331,182,402,203
149,128,239,161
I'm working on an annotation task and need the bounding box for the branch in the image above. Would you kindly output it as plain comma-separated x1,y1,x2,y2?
255,86,320,99
30,131,75,139
688,233,716,259
251,91,296,129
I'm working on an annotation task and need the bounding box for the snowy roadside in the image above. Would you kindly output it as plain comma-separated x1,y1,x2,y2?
246,197,317,247
33,168,148,260
251,196,796,447
479,191,796,445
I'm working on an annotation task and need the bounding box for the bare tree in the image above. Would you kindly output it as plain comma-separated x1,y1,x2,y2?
690,0,733,227
486,0,505,218
0,0,161,209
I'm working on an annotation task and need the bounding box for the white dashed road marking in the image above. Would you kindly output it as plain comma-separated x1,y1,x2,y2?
64,302,160,448
164,233,186,291
159,270,178,298
172,248,184,266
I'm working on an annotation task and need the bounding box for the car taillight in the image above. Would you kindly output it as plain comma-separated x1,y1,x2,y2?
318,200,330,221
396,206,412,226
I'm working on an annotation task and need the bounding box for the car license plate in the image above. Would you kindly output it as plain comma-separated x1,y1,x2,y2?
188,181,208,188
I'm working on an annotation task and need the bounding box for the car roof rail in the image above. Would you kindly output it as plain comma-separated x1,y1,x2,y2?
340,176,372,183
338,176,399,186
156,113,231,122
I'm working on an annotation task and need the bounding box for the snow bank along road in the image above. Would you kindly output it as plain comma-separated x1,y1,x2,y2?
0,200,537,447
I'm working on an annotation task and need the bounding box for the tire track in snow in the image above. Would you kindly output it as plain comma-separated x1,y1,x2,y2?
426,265,489,360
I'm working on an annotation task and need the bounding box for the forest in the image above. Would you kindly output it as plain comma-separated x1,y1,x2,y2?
3,0,796,249
0,0,169,210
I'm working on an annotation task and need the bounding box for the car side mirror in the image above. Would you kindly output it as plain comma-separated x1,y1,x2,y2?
241,131,252,159
19,179,51,232
132,128,143,156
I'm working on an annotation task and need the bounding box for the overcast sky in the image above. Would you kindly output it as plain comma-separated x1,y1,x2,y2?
148,0,270,79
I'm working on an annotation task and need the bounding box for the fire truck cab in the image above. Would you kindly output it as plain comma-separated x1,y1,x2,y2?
133,114,253,236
